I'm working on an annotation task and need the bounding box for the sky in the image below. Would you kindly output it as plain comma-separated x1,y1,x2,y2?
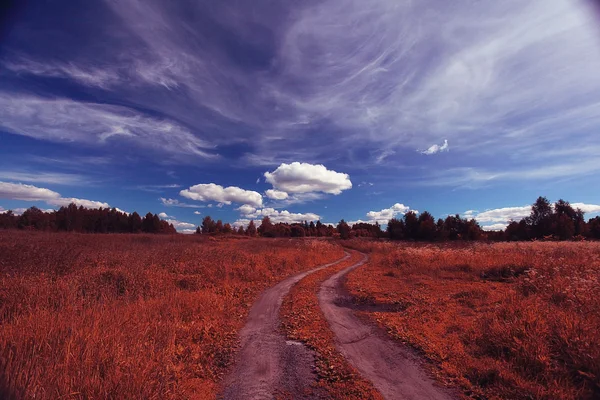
1,0,600,233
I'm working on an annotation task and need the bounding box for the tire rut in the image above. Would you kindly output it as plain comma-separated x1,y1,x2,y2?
221,253,350,400
318,252,456,400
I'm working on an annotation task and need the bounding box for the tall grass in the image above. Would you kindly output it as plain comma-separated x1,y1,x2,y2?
345,241,600,399
0,232,343,399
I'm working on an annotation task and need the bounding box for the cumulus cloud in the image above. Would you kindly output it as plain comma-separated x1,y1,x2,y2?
193,210,202,215
180,184,263,208
158,212,169,218
265,189,289,200
421,140,449,155
235,207,321,226
237,204,257,215
165,219,196,231
482,223,509,231
0,181,109,209
264,162,352,195
464,202,600,230
571,203,600,215
465,206,531,224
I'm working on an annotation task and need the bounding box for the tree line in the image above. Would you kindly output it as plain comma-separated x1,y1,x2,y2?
1,197,599,241
0,204,176,234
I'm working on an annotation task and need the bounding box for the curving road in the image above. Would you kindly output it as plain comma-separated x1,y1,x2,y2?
318,252,454,400
221,253,350,399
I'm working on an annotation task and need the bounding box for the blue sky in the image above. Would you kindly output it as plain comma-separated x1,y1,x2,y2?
1,0,600,232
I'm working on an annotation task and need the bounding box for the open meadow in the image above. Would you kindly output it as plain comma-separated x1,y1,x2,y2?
0,231,342,399
344,240,600,399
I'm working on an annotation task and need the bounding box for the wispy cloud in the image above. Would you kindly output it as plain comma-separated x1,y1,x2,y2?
0,170,86,185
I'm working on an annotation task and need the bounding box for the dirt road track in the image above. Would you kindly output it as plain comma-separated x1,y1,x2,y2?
221,253,350,400
318,252,455,400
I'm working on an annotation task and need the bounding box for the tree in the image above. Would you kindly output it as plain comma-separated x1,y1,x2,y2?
403,211,419,240
417,211,437,241
387,218,405,240
237,225,245,235
337,219,351,239
291,225,305,237
246,220,257,236
195,226,201,234
527,196,554,238
202,216,216,234
128,212,143,233
258,216,273,237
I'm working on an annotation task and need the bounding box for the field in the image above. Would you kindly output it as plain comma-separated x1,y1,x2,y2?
2,232,599,400
0,231,342,399
344,240,600,399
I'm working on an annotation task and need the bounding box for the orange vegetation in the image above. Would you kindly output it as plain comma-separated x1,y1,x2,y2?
344,240,600,400
280,250,383,399
0,231,343,399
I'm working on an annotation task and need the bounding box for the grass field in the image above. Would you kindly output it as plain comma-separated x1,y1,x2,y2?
344,240,600,400
0,231,342,399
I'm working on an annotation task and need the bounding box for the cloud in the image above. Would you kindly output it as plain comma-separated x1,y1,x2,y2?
0,181,61,201
0,94,216,159
264,162,352,195
571,203,600,215
48,197,110,209
0,181,109,209
421,140,449,155
180,183,263,208
235,207,320,226
237,204,257,215
464,206,531,224
156,212,196,232
136,184,181,193
482,223,509,231
165,219,196,231
363,203,415,224
265,189,289,200
159,198,203,208
193,210,202,215
0,171,86,185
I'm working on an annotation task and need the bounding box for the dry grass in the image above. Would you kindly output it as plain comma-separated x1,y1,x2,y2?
279,250,383,399
344,240,600,400
0,231,343,399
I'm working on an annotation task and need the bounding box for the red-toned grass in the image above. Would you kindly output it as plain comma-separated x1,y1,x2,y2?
0,231,343,399
344,240,600,400
279,250,383,399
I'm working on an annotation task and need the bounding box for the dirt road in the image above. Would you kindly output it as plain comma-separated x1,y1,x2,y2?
221,253,350,400
318,252,455,400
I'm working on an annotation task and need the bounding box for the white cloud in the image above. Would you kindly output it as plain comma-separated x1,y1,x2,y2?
0,181,109,209
158,212,169,218
159,197,203,208
421,140,449,155
48,197,110,209
0,181,61,201
571,203,600,215
193,210,202,215
466,206,531,224
165,219,196,231
482,223,508,231
0,171,86,185
365,203,414,224
180,183,263,208
235,207,320,226
0,94,216,159
265,189,289,200
237,204,257,215
179,229,197,235
264,162,352,195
